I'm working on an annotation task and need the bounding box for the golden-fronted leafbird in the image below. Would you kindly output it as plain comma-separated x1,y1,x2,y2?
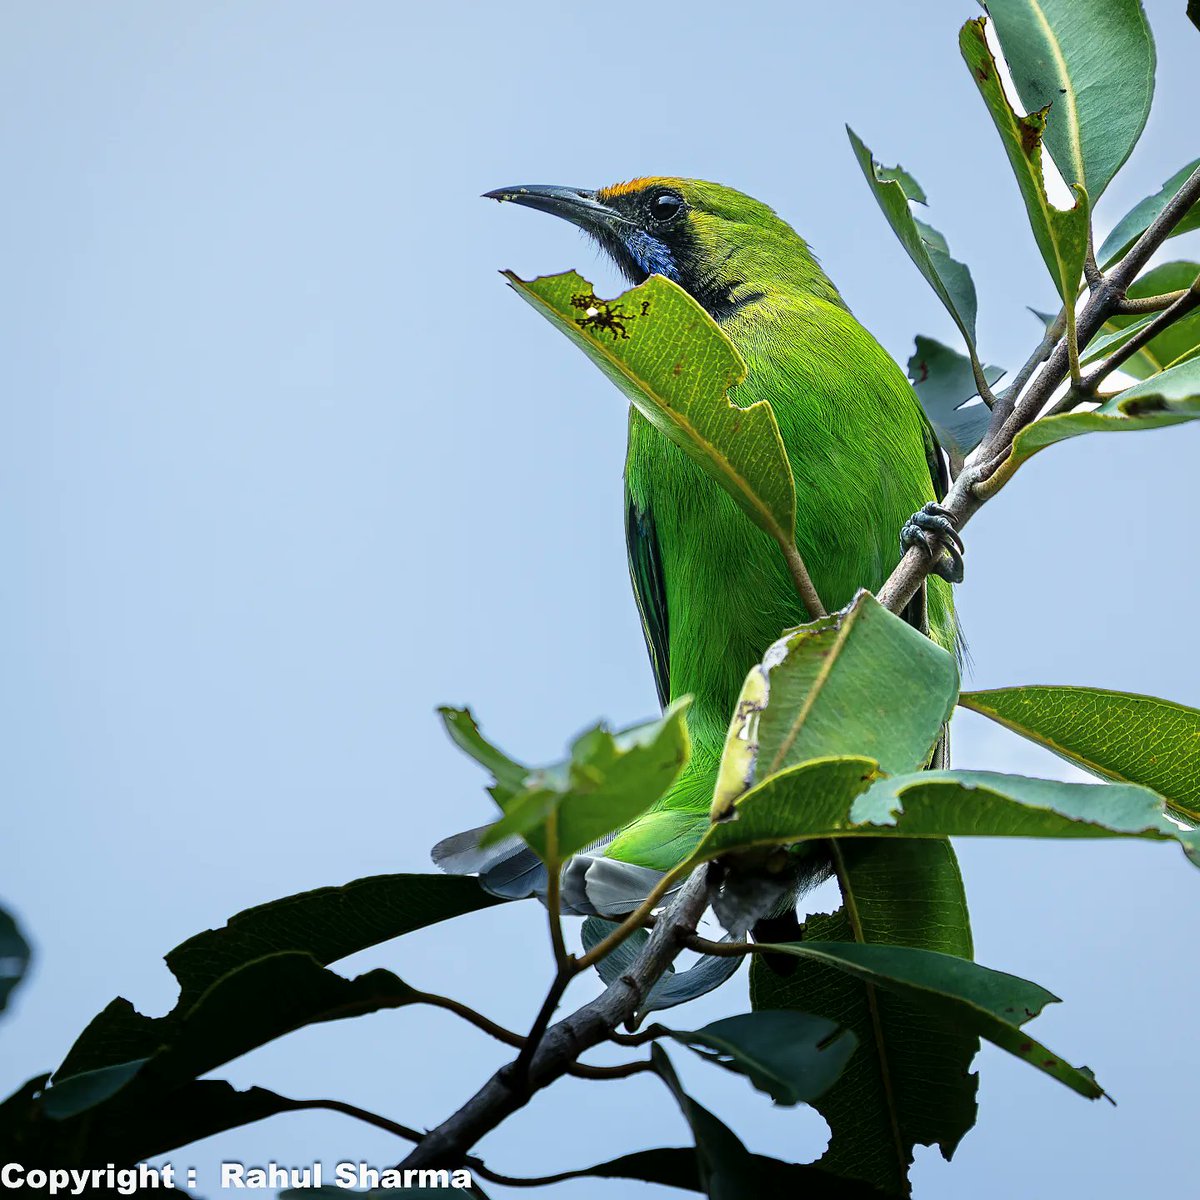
435,178,961,915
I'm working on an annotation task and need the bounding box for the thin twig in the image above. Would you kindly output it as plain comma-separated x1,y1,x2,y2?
1078,273,1200,395
397,867,713,1171
414,991,525,1048
507,967,573,1087
573,861,692,971
289,1097,424,1142
1113,289,1189,314
543,811,570,971
608,1022,669,1047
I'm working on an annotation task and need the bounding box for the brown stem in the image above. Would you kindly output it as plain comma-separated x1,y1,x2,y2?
876,163,1200,616
782,540,827,619
396,868,713,1171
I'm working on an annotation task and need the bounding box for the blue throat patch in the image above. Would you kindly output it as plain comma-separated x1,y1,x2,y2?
623,230,678,282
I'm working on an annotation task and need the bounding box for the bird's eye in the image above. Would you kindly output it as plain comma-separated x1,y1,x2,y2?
649,191,684,223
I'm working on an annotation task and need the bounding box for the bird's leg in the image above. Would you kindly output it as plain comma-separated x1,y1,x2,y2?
901,502,965,584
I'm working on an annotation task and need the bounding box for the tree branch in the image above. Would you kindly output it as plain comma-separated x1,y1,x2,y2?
1078,273,1200,394
876,163,1200,616
396,867,713,1172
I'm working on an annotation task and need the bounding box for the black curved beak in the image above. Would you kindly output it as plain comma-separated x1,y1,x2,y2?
482,184,620,233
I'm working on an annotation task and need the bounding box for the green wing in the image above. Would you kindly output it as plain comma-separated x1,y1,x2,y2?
625,490,671,709
922,412,950,502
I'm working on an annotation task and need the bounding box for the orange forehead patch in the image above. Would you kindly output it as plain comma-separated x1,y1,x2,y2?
596,176,674,200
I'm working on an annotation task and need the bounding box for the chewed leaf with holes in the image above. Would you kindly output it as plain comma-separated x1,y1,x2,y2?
847,128,983,371
448,699,691,863
960,17,1089,309
709,591,957,823
505,271,801,560
986,0,1154,202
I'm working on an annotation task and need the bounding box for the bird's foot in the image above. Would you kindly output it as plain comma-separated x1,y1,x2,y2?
901,502,965,584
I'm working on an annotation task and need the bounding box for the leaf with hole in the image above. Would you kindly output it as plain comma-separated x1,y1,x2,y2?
960,17,1089,309
710,591,958,824
505,270,805,571
847,128,984,376
986,0,1154,201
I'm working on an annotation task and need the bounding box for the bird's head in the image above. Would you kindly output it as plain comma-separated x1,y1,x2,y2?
484,177,840,322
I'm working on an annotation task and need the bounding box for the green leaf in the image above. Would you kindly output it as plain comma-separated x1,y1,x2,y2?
960,686,1200,821
1097,158,1200,266
960,17,1090,309
853,770,1199,867
665,1011,857,1106
1077,311,1158,365
756,940,1105,1100
699,751,1198,870
847,127,982,357
0,906,31,1015
1003,353,1200,472
650,1044,763,1199
55,872,500,1080
753,840,977,1195
711,592,958,824
875,163,928,204
700,757,881,860
438,707,527,802
907,336,1005,459
986,0,1155,202
1100,261,1200,378
454,699,691,862
40,1059,149,1120
505,270,802,561
1191,0,1200,33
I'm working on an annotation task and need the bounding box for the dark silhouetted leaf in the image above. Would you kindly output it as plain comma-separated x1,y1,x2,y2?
753,840,976,1196
56,873,499,1080
665,1011,857,1105
0,906,31,1015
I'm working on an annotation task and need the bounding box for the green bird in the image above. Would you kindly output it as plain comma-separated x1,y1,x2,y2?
435,177,961,916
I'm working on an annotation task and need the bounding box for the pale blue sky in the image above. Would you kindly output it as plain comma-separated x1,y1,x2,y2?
2,2,1197,1196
